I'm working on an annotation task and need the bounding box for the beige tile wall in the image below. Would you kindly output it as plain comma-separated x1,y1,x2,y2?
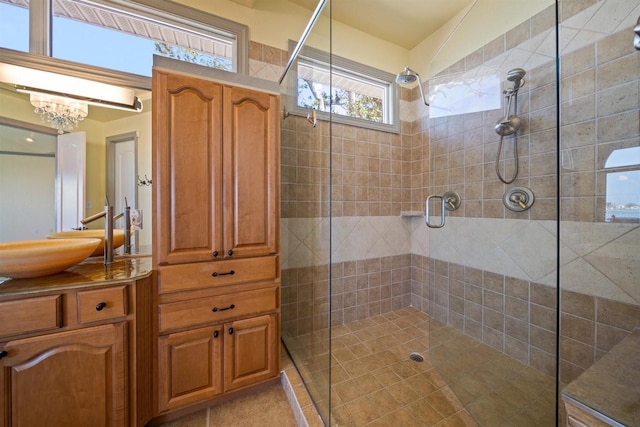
273,0,640,390
419,0,640,384
411,254,640,381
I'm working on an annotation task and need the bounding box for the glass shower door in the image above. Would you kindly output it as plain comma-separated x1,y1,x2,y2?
558,0,640,425
279,1,333,424
426,2,560,425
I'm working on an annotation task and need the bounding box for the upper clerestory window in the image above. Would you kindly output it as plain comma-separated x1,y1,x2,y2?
0,0,248,77
287,41,399,134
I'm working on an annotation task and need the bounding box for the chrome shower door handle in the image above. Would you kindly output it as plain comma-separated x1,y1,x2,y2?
425,195,446,228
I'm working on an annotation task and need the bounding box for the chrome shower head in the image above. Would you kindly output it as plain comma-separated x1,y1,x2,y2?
396,67,418,85
507,68,526,91
396,66,429,106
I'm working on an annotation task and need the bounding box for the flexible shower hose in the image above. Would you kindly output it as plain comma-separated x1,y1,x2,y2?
495,133,518,184
495,92,519,184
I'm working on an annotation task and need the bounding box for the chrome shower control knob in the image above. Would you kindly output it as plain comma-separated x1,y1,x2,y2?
503,187,535,212
443,191,461,211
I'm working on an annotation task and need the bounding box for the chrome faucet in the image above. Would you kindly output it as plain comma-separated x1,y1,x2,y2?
80,196,133,264
81,200,115,264
113,199,132,255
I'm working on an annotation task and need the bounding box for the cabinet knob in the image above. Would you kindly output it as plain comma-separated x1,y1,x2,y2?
95,302,107,311
213,330,219,338
213,251,219,257
228,327,234,335
0,350,7,359
227,250,233,256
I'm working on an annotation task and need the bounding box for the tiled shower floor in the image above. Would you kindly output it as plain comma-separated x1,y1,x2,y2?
285,307,557,426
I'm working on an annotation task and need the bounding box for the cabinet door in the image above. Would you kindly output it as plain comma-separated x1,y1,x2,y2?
153,70,224,265
223,86,279,259
224,314,278,391
0,323,126,427
158,326,223,412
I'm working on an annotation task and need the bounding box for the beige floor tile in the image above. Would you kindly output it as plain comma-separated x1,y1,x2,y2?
404,372,440,395
333,379,366,403
159,409,208,427
405,398,445,426
382,408,422,427
341,396,383,426
426,388,464,418
368,388,402,418
434,410,478,427
282,308,558,427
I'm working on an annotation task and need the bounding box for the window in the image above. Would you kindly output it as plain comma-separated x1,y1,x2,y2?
429,73,502,118
0,0,247,76
0,0,29,52
604,147,640,223
289,41,399,133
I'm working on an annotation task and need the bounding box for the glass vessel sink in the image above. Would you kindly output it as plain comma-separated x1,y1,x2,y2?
0,238,101,279
46,229,125,257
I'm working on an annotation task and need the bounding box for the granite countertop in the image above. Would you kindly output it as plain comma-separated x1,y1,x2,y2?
562,329,640,426
0,256,153,297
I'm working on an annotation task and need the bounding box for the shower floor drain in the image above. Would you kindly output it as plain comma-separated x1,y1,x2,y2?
409,352,425,362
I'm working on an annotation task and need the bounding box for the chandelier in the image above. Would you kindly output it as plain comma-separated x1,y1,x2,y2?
29,93,89,134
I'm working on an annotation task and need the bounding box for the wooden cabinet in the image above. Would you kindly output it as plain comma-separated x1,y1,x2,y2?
0,278,152,427
158,326,223,412
0,323,126,427
224,314,278,391
157,313,278,412
152,66,281,420
153,70,279,266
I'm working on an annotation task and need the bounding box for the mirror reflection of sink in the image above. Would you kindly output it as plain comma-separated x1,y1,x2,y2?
46,230,125,257
0,238,101,279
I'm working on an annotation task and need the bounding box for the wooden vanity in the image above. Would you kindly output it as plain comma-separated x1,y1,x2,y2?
0,257,154,427
0,59,282,427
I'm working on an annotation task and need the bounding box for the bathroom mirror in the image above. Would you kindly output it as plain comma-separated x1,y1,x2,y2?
0,79,152,249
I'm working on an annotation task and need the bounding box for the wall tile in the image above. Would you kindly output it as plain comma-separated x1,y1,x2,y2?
561,313,595,345
531,304,557,332
561,290,595,320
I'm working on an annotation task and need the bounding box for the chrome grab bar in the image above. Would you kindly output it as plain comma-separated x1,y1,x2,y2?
425,195,446,228
425,191,461,229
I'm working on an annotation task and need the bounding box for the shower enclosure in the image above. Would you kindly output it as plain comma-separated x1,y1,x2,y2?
281,0,640,426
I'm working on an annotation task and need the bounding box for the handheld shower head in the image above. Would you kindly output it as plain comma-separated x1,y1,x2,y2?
507,68,526,91
396,66,429,106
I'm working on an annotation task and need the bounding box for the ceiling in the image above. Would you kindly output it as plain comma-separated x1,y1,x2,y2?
285,0,475,50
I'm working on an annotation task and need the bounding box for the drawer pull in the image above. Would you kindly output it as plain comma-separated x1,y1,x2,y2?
211,270,235,277
95,302,107,311
213,330,219,338
228,327,234,335
212,304,235,313
0,350,7,359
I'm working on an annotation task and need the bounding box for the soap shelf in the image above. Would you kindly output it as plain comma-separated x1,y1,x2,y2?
400,211,424,217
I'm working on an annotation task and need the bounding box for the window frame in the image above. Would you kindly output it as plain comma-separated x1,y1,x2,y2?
287,40,400,134
24,0,248,76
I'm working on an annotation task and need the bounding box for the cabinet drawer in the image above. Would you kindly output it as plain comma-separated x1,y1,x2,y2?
158,256,278,294
0,295,62,337
77,286,127,323
159,286,278,333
